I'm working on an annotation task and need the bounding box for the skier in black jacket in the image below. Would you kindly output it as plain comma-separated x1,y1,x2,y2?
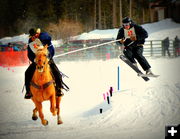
116,17,153,75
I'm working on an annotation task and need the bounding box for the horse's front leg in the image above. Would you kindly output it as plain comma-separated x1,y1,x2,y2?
35,101,48,126
50,94,57,116
56,96,63,124
32,107,38,120
31,98,39,121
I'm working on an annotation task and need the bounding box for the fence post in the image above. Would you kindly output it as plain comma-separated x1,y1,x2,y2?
161,40,165,56
172,40,176,57
150,41,153,56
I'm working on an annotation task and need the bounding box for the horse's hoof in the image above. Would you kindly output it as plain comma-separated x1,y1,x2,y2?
58,120,63,125
32,116,38,121
52,111,57,116
42,120,48,126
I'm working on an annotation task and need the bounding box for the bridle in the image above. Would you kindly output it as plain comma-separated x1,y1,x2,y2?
35,49,49,73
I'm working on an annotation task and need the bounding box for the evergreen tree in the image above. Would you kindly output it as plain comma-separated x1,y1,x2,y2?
0,0,151,38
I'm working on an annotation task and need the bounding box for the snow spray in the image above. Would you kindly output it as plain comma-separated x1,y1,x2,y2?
7,67,15,72
0,65,15,72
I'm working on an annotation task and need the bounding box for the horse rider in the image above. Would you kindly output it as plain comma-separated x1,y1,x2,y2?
24,28,66,99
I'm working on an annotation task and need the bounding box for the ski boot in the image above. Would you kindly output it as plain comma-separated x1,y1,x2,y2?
24,91,32,99
146,68,153,75
56,87,64,97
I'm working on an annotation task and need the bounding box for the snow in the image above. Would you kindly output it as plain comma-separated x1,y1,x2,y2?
0,18,180,139
0,58,180,139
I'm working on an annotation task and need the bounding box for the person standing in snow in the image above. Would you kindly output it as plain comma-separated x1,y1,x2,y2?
24,28,66,99
162,37,170,57
116,17,153,75
173,36,180,57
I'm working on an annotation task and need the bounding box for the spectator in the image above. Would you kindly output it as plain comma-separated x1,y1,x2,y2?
5,43,13,51
12,45,20,51
162,37,170,57
173,36,180,57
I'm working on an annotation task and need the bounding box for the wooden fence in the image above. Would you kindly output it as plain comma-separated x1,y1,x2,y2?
143,40,175,57
54,39,180,61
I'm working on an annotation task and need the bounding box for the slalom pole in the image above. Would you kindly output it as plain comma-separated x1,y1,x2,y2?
109,87,113,97
54,39,122,58
117,66,120,91
107,92,110,104
99,108,103,114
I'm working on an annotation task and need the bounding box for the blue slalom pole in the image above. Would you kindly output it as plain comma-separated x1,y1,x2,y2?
118,66,120,91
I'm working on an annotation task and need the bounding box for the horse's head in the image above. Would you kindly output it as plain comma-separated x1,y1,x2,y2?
35,45,49,72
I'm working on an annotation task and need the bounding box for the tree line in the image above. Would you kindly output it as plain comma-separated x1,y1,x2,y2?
0,0,150,40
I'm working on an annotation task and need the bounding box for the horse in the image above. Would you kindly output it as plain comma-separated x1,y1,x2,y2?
30,45,63,126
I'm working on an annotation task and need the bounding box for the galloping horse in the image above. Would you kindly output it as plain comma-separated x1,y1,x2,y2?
30,45,63,126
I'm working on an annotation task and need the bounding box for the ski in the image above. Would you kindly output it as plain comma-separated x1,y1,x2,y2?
137,73,159,78
119,55,150,81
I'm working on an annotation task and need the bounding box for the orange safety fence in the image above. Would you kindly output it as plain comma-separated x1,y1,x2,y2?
0,50,29,67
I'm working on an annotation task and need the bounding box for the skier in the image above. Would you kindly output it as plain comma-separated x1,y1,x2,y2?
24,28,66,99
116,17,153,75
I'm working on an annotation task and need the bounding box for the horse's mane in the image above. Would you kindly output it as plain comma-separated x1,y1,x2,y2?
36,47,48,55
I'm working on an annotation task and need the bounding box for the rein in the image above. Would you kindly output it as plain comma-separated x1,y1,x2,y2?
31,50,54,90
30,80,54,90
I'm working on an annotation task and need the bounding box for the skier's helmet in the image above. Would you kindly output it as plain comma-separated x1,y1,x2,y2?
122,17,131,24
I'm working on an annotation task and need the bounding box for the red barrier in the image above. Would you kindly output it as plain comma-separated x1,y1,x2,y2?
0,51,29,67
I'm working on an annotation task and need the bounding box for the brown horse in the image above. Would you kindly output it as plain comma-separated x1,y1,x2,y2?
30,45,63,126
